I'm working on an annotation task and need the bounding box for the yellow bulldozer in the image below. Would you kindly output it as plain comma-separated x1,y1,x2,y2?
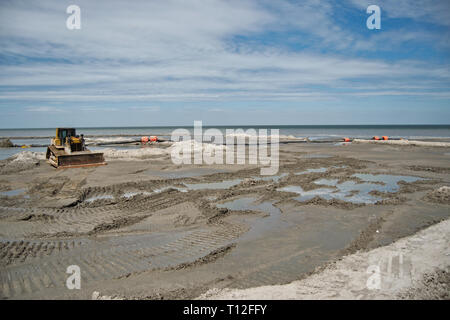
46,128,106,168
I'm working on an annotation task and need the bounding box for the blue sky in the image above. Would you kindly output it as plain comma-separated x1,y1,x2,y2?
0,0,449,128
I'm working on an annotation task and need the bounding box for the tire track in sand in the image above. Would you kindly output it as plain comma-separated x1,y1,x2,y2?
1,221,247,298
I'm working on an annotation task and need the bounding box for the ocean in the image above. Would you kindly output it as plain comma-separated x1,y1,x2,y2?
1,125,449,160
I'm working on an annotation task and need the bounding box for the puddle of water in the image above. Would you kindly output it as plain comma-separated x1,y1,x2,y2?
295,168,328,175
145,168,227,179
0,189,28,198
313,178,339,186
278,185,341,202
85,195,114,203
252,173,288,183
183,179,242,190
314,180,384,204
152,186,188,193
122,191,152,198
278,173,427,204
295,165,346,175
352,173,426,188
217,197,287,240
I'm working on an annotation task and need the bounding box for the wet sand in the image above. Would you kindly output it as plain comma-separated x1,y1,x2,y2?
200,218,450,300
0,142,449,299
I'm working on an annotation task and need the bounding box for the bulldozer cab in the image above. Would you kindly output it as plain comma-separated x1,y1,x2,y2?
55,128,76,146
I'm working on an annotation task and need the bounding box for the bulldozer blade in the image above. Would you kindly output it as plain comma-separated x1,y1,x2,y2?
56,152,107,169
46,145,106,169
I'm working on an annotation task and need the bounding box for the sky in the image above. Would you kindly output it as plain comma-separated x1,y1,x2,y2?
0,0,449,128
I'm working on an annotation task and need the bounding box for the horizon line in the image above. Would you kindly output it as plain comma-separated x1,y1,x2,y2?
1,124,450,130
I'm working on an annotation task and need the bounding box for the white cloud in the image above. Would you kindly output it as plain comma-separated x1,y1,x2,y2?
0,0,449,106
79,106,118,112
128,106,160,112
25,106,66,112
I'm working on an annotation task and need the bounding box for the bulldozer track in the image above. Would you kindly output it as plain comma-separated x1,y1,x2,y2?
0,221,247,298
0,178,250,298
0,192,187,239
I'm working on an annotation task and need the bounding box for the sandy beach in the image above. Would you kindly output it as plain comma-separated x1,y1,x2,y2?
0,141,449,300
1,0,450,310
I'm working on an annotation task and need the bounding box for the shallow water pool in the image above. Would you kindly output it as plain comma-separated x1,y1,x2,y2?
278,173,427,204
295,168,328,175
0,189,27,197
85,195,114,202
122,191,152,198
217,197,287,240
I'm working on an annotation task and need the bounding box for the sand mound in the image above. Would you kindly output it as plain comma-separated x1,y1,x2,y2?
102,147,167,160
9,151,45,163
169,139,228,152
425,186,450,204
225,133,301,140
0,151,45,174
353,139,450,147
102,140,227,161
85,137,137,144
0,139,13,147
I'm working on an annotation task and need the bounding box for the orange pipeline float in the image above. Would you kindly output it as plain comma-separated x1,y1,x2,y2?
372,136,389,141
141,136,158,144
